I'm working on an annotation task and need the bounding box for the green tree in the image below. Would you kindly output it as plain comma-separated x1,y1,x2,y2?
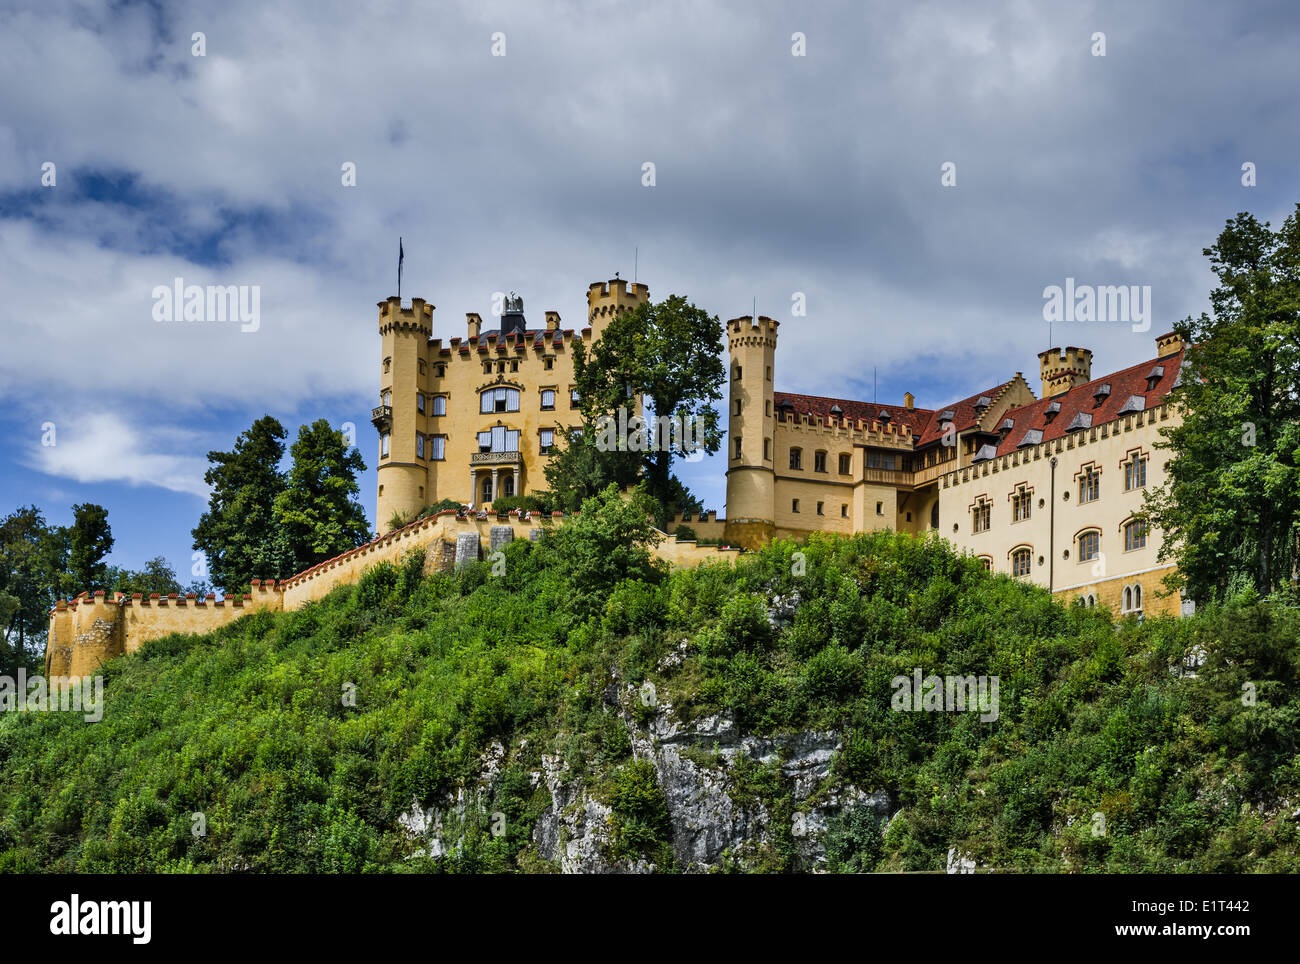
65,503,113,595
192,416,295,593
0,506,58,671
570,295,725,522
107,556,188,597
548,484,661,612
1144,206,1300,600
540,427,642,514
273,419,371,573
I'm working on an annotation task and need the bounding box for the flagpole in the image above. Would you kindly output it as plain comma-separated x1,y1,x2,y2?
398,237,403,301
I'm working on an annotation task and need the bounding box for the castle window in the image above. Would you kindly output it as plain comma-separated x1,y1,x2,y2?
435,363,445,378
481,387,520,414
734,364,742,380
931,503,939,529
841,504,848,518
380,433,390,458
789,447,802,470
876,501,884,516
1078,530,1100,562
1079,467,1100,503
734,436,743,459
541,390,556,410
838,453,851,474
973,502,991,533
432,395,447,416
979,556,993,571
763,438,771,460
1123,583,1143,614
416,434,425,459
1124,519,1147,551
483,363,492,374
1012,486,1031,522
765,400,772,417
734,399,742,416
1011,548,1031,577
503,475,515,498
570,389,581,408
497,362,506,374
540,429,554,454
865,451,897,471
430,436,445,460
383,357,392,374
792,499,800,513
478,427,519,453
382,390,391,407
482,478,493,502
544,357,554,371
511,360,519,372
419,360,426,375
1124,455,1148,491
766,366,772,381
417,393,426,414
814,451,827,473
816,501,824,515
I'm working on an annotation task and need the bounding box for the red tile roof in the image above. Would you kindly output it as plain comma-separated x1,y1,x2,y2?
772,391,933,437
914,382,1013,447
992,348,1184,457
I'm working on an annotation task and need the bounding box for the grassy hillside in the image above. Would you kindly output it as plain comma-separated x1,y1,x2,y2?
1,489,1297,873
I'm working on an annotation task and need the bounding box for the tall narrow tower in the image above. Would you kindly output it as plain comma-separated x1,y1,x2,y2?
723,314,778,549
374,295,433,530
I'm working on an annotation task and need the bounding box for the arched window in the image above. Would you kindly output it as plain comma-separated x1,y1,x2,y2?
1078,530,1100,562
978,556,993,571
482,477,493,502
1011,548,1032,577
930,502,939,529
1124,519,1147,551
481,387,520,413
431,395,447,416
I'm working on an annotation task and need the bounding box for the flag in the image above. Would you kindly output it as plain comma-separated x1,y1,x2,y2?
398,237,404,298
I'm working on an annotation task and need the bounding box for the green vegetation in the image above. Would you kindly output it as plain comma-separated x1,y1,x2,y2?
1144,204,1300,602
2,485,1298,873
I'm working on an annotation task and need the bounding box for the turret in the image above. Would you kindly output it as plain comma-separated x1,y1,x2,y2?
723,314,779,549
1037,345,1092,397
375,296,434,530
586,277,650,338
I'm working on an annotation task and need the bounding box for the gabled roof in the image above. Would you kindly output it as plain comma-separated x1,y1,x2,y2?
993,347,1184,457
915,382,1013,446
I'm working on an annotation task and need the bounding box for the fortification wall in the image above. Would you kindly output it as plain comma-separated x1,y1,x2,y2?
47,510,743,674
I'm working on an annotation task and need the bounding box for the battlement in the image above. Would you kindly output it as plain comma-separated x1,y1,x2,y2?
726,315,779,346
378,296,434,335
777,410,915,447
1038,345,1093,397
587,278,650,324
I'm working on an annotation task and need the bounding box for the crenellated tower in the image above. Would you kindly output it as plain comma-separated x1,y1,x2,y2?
723,314,779,549
374,295,433,529
586,278,650,339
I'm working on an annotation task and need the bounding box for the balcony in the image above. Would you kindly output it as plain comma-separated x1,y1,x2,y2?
370,405,392,431
471,450,523,466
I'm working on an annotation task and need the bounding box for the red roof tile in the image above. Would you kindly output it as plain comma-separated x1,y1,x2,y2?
772,391,933,437
992,348,1183,456
914,382,1013,446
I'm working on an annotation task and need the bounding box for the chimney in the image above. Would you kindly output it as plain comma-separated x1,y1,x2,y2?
1037,346,1093,397
1155,330,1184,357
904,392,914,410
466,312,481,339
545,311,560,332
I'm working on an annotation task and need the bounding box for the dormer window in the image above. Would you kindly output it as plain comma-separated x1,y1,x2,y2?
1066,412,1092,432
830,404,843,418
1145,366,1165,390
1043,400,1061,423
1093,383,1111,406
1118,394,1146,415
877,410,891,423
1017,428,1043,448
939,409,955,422
974,395,991,412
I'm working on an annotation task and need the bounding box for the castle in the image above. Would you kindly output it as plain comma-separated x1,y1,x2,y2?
376,276,1188,618
46,271,1189,677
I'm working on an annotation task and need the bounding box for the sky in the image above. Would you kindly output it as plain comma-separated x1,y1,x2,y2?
1,0,1297,580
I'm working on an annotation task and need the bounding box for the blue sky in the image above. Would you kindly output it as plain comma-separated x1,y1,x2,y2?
1,0,1297,579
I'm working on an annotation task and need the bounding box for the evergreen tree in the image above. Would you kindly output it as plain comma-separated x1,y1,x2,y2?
192,416,294,593
65,503,113,594
272,419,371,573
0,506,58,671
1144,205,1300,600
